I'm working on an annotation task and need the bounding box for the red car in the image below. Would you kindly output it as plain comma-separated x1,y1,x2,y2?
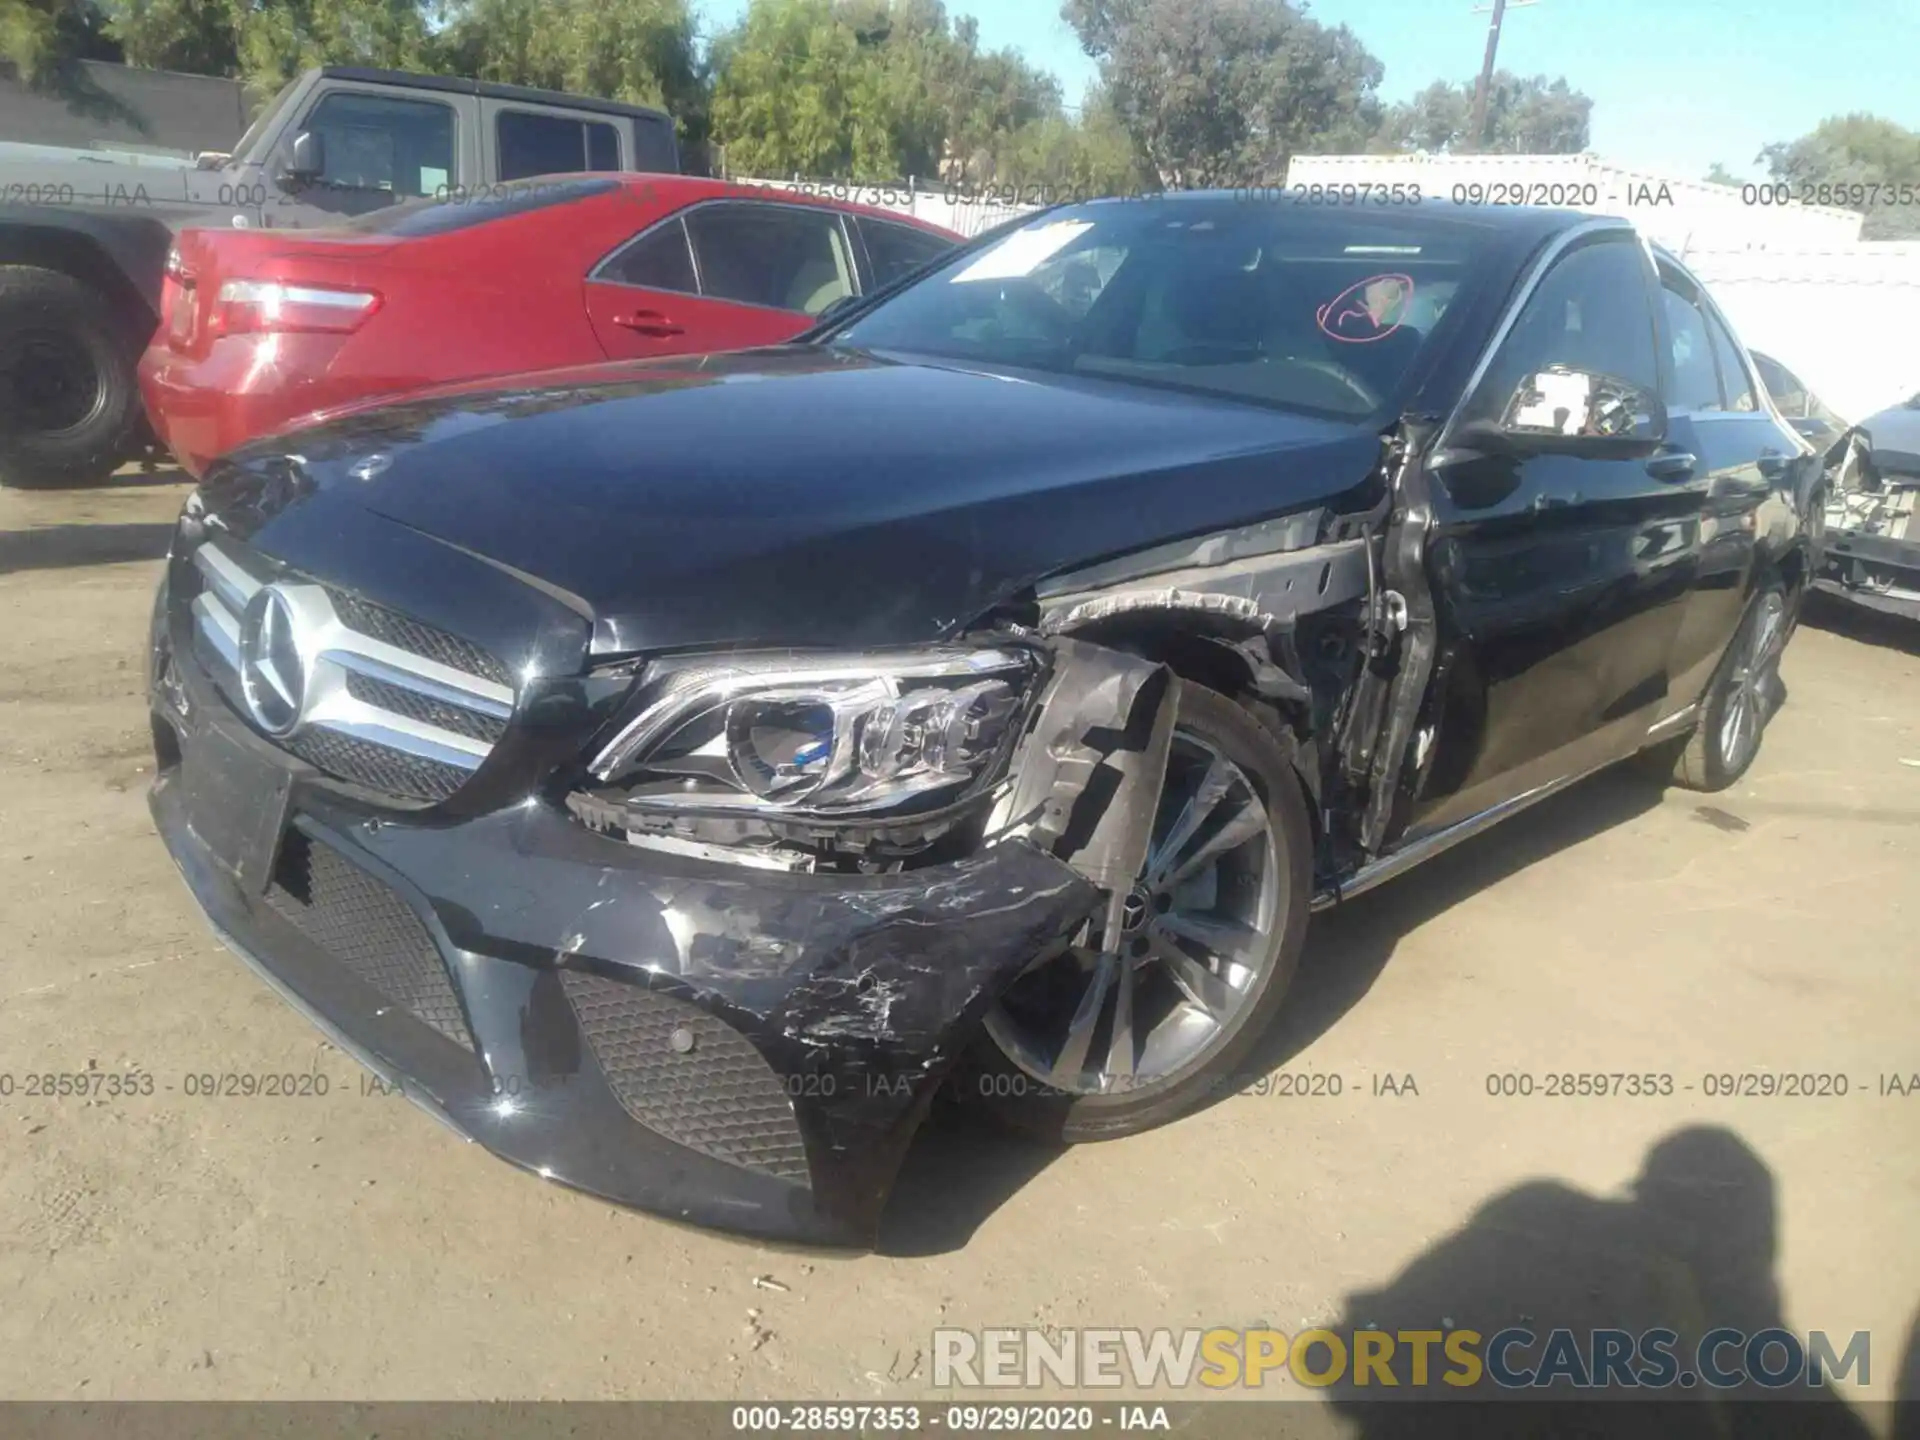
140,175,958,476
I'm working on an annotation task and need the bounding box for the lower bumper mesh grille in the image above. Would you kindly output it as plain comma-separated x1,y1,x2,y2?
561,970,810,1184
266,832,474,1050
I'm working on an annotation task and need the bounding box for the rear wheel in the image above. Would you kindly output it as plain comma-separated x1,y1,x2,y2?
0,266,143,489
1663,580,1791,792
960,685,1313,1142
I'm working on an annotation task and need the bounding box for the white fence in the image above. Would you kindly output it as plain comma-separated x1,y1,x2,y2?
1284,152,1865,247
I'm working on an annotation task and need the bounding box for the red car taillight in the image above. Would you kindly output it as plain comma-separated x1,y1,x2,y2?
211,280,382,337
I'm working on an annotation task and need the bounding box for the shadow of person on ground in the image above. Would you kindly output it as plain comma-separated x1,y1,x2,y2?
0,522,175,574
1327,1126,1888,1438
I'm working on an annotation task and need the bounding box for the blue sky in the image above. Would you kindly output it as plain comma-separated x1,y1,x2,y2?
698,0,1919,181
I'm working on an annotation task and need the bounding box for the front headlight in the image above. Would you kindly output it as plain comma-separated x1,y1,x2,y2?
588,646,1042,818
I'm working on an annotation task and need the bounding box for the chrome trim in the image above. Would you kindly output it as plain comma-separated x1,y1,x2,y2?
1641,702,1700,745
191,591,242,672
193,541,261,616
315,647,513,720
1312,753,1619,911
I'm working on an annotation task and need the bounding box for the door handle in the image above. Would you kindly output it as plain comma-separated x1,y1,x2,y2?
1645,451,1698,482
616,309,684,337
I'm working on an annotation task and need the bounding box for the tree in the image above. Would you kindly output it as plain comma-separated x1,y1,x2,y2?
2,0,120,85
437,0,706,159
1761,113,1920,240
1063,0,1383,188
1703,161,1739,186
106,0,237,76
1375,71,1590,154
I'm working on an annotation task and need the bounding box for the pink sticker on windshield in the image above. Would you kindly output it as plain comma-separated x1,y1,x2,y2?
1316,274,1414,344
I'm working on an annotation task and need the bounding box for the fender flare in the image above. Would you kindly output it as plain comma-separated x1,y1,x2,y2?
0,204,175,319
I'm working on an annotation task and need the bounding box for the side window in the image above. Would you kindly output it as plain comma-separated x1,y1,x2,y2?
497,110,620,181
300,92,455,198
858,218,956,289
1705,310,1757,411
684,204,855,315
1750,353,1806,416
602,219,697,293
1463,237,1661,433
1659,284,1721,412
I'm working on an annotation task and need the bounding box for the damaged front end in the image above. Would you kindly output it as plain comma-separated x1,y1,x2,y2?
1817,427,1920,621
154,435,1416,1248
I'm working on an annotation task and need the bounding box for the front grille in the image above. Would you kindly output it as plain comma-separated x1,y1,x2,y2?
266,831,474,1050
325,587,513,687
185,539,516,806
343,671,508,745
560,970,810,1184
284,728,472,804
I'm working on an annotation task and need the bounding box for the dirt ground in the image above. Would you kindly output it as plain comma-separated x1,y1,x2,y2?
2,471,1916,1422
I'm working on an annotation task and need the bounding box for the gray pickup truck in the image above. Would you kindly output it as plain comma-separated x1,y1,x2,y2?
0,65,678,487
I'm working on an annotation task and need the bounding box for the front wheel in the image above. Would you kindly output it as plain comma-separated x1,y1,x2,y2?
958,684,1313,1142
1663,580,1791,792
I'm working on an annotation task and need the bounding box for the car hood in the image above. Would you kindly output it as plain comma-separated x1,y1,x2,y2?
212,347,1384,655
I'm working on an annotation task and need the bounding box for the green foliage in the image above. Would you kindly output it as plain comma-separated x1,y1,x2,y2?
1,0,118,84
1703,161,1740,186
437,0,702,116
1374,71,1590,155
706,0,1129,188
1062,0,1383,188
1761,113,1920,240
106,0,237,75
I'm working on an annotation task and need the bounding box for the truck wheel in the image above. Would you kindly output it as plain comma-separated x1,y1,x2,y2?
0,266,142,489
959,684,1314,1142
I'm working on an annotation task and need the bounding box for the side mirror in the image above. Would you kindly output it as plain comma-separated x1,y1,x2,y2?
283,130,325,184
1460,365,1667,459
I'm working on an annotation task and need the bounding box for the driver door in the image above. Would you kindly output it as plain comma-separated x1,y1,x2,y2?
1400,232,1702,840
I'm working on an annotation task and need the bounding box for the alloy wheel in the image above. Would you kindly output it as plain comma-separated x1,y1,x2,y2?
984,730,1282,1096
1719,589,1787,773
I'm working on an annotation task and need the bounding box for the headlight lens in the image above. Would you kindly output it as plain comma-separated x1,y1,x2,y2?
590,647,1040,817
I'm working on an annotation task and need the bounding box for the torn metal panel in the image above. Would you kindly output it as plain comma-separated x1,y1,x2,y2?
1034,508,1332,596
1037,537,1371,634
989,638,1180,890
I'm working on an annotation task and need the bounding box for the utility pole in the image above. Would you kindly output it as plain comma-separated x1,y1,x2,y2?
1467,0,1539,151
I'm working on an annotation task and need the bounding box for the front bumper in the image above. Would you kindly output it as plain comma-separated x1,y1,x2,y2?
1815,528,1920,622
149,642,1099,1247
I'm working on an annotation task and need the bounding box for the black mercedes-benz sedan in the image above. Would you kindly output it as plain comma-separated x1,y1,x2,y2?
148,194,1822,1246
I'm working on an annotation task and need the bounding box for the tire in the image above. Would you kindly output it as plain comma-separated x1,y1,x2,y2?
1663,580,1792,792
958,684,1314,1143
0,265,143,489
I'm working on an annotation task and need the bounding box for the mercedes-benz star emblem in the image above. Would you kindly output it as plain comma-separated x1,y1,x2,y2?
239,586,307,737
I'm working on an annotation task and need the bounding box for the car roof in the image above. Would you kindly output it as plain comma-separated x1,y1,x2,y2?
604,175,961,238
1071,189,1599,242
315,66,673,125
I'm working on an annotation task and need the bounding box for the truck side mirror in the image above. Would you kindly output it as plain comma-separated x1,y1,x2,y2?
284,131,326,184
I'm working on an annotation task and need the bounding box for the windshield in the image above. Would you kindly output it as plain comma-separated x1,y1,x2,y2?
833,197,1500,420
228,78,300,166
